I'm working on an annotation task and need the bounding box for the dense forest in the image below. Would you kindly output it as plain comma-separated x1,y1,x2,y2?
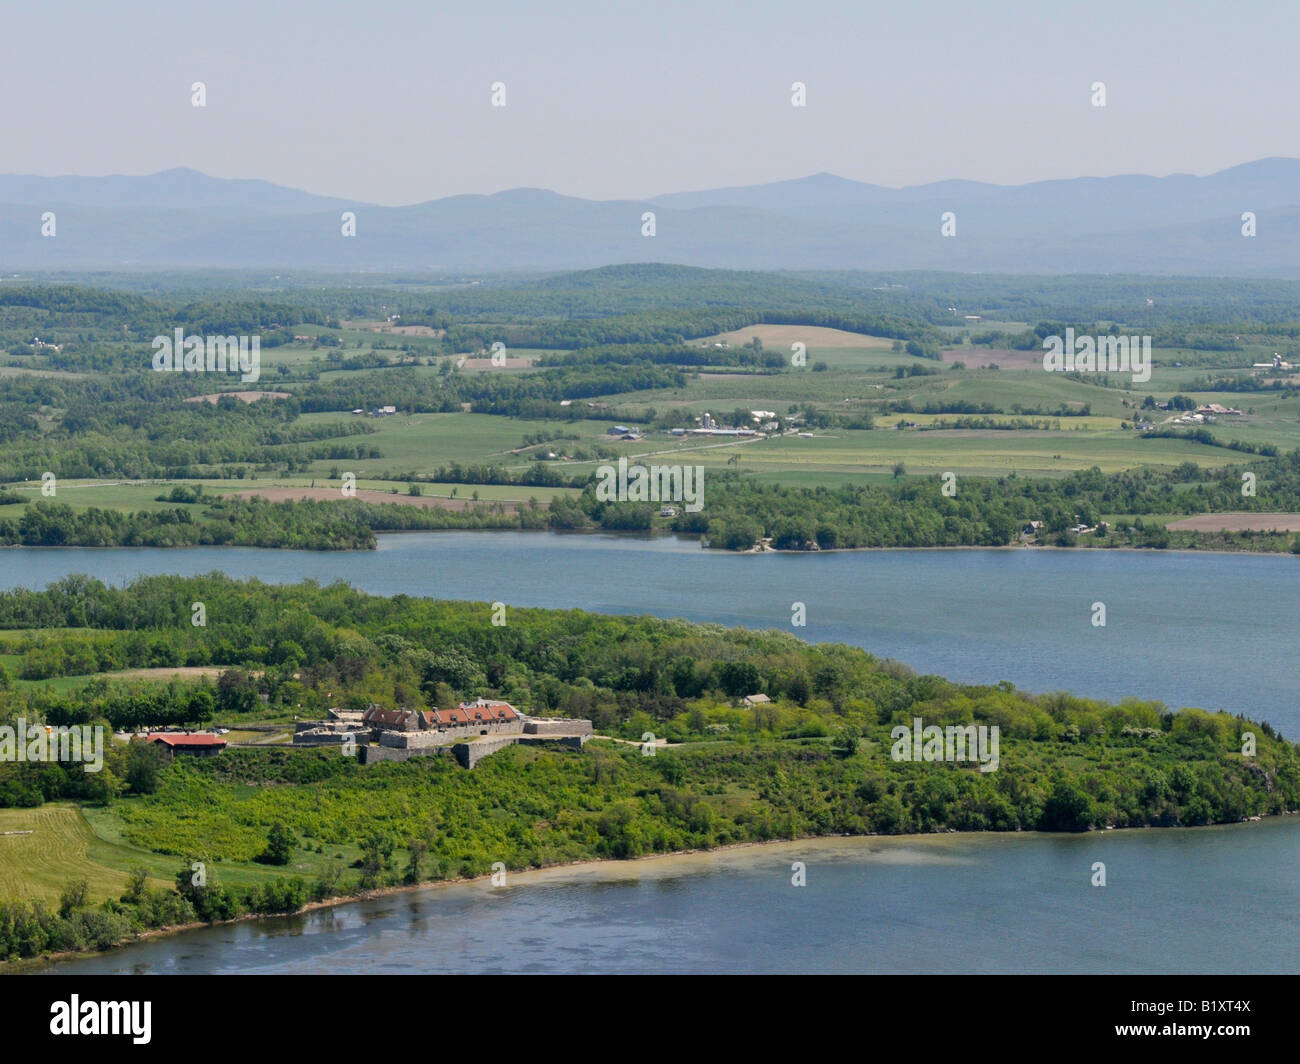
542,456,1300,553
668,456,1300,551
0,496,554,549
11,268,1300,384
16,263,1300,320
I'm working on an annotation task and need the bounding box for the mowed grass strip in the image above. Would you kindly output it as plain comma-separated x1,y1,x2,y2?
700,324,896,350
0,804,152,905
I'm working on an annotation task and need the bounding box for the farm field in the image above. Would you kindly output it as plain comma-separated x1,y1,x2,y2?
702,324,898,350
0,388,1289,509
0,473,577,517
1166,512,1300,532
557,425,1245,479
0,804,159,905
1,481,193,512
227,486,531,510
293,411,595,472
4,265,1300,555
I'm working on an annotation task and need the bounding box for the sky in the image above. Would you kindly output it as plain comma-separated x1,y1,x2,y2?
0,0,1296,205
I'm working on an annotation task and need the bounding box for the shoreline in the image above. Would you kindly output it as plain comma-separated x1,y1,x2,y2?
2,525,1297,561
10,812,1295,972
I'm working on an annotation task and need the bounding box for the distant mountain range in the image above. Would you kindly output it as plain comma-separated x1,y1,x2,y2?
1,160,1298,276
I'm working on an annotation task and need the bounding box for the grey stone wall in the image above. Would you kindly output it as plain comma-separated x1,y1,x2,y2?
358,744,451,765
520,735,588,751
453,736,521,768
378,720,523,749
523,718,593,736
293,730,357,745
455,733,589,768
358,728,586,768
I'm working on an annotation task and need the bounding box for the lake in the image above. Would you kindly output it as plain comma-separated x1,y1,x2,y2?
2,532,1296,736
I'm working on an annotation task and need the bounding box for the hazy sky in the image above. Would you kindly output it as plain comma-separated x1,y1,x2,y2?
2,0,1296,204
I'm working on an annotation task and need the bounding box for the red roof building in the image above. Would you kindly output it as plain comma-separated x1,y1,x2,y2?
356,701,521,732
459,700,520,723
146,733,227,757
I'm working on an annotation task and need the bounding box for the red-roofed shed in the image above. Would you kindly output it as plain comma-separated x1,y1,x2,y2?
146,733,227,758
